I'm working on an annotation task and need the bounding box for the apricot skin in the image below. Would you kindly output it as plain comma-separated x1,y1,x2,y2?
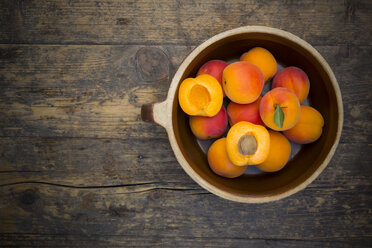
283,106,324,144
227,96,264,126
257,131,291,172
189,106,228,140
197,60,228,94
272,66,310,103
208,138,247,178
260,87,301,131
241,47,277,82
222,61,264,104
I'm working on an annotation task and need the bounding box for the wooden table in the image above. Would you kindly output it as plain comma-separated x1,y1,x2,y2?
0,0,371,247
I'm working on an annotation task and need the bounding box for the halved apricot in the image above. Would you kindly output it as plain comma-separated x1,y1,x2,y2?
226,121,270,166
178,74,223,116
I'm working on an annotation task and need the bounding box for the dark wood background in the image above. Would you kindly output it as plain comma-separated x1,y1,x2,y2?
0,0,371,247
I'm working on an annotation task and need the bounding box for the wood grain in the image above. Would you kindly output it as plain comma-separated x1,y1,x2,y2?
0,45,371,143
0,0,371,46
0,181,370,247
0,0,371,246
0,137,370,187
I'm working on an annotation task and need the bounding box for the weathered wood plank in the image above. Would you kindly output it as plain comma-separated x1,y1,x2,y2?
0,234,370,248
0,0,371,46
0,182,370,247
0,44,371,143
0,137,370,189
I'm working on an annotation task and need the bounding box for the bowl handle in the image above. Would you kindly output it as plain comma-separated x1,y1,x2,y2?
141,100,169,128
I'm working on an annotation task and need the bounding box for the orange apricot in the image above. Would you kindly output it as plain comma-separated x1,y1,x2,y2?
256,131,291,172
189,106,228,139
227,96,264,126
208,138,247,178
178,74,223,117
272,66,310,103
226,121,270,166
260,87,301,131
283,106,324,144
222,61,264,104
240,47,277,82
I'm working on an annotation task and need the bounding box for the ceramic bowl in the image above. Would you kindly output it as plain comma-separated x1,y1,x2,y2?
141,26,343,203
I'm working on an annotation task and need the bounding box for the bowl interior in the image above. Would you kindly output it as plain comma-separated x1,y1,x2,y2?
172,32,340,197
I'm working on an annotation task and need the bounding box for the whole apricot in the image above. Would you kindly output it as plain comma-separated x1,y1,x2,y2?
197,60,228,95
257,131,291,172
241,47,277,82
178,74,223,117
283,106,324,144
222,61,264,104
208,138,247,178
260,87,301,131
227,97,264,126
189,106,228,139
272,66,310,103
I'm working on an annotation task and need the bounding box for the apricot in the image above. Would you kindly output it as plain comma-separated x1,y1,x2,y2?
272,66,310,103
283,106,324,144
240,47,277,82
260,87,301,131
197,60,228,95
226,121,270,166
208,138,247,178
222,61,264,104
189,106,228,139
227,96,264,126
257,131,291,172
178,74,223,117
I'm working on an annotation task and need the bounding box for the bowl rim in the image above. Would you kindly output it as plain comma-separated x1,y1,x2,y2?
162,25,343,203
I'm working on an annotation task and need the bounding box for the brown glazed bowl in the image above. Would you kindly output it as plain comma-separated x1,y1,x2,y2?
141,26,343,203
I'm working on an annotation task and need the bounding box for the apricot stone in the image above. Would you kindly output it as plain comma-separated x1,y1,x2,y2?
241,47,277,82
222,61,264,104
283,106,324,144
260,87,301,131
178,74,223,117
227,96,264,126
272,66,310,103
189,106,228,140
208,138,247,178
226,121,270,166
257,131,291,172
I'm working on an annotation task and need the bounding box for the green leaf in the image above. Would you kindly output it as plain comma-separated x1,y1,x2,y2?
274,105,285,128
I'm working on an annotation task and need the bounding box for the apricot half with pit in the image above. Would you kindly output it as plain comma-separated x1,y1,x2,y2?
226,121,270,166
178,74,223,117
